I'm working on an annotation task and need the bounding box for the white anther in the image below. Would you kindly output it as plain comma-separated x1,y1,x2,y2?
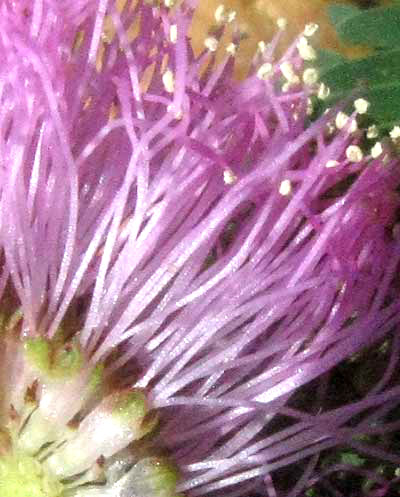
354,98,370,115
223,169,237,185
335,112,349,129
162,69,175,93
167,104,183,119
335,112,357,133
204,36,219,52
390,126,400,140
302,68,319,86
226,42,237,55
317,83,330,100
304,23,319,37
296,37,316,61
326,122,335,135
215,4,225,23
366,125,379,139
279,179,292,196
325,160,340,168
257,62,273,80
371,142,383,158
346,145,363,163
277,17,287,30
169,25,178,44
306,97,313,116
215,4,236,24
257,41,267,53
280,61,297,83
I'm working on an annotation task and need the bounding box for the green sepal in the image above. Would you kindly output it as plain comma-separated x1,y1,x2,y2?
111,389,148,422
23,338,51,373
88,363,104,393
51,341,84,378
145,457,179,495
23,338,86,379
0,451,63,497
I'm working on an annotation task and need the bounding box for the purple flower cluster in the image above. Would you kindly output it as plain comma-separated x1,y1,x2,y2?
0,1,399,496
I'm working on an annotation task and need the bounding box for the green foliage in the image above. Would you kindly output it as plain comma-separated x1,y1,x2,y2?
330,4,400,48
317,3,400,133
339,451,366,467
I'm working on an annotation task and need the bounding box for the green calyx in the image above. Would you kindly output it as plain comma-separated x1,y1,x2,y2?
23,338,84,379
111,389,148,421
2,334,179,497
88,363,104,392
143,457,179,496
23,338,51,373
110,389,159,439
0,451,63,497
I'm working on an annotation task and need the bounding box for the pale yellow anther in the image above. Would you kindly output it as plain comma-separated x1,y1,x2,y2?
306,97,313,116
325,160,340,168
280,61,296,82
226,10,236,23
226,42,237,55
326,122,335,135
346,145,363,163
335,112,357,133
335,111,348,129
296,36,308,47
302,68,319,86
304,23,319,37
279,179,292,196
390,126,400,140
277,17,287,30
215,4,225,23
215,4,236,24
296,37,316,61
367,125,379,139
169,24,178,44
257,41,267,53
204,36,219,52
317,83,330,100
164,0,175,7
354,98,369,115
162,69,175,93
167,104,183,120
223,169,237,185
257,62,273,80
371,142,383,159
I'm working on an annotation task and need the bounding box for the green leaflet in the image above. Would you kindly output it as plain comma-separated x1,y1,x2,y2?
318,47,400,131
329,4,400,48
315,3,400,133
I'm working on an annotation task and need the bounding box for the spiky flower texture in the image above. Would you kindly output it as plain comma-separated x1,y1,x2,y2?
0,1,399,496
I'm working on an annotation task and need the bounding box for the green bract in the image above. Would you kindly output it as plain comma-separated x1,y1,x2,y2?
0,336,177,497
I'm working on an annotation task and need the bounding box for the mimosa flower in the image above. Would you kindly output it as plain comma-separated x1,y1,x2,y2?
0,2,399,496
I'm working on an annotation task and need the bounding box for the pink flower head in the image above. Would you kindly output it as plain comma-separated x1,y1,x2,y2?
0,1,399,496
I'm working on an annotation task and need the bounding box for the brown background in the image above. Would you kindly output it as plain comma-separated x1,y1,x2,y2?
190,0,384,77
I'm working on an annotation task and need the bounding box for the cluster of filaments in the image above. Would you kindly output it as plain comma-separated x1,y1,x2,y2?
160,2,388,192
0,324,180,497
